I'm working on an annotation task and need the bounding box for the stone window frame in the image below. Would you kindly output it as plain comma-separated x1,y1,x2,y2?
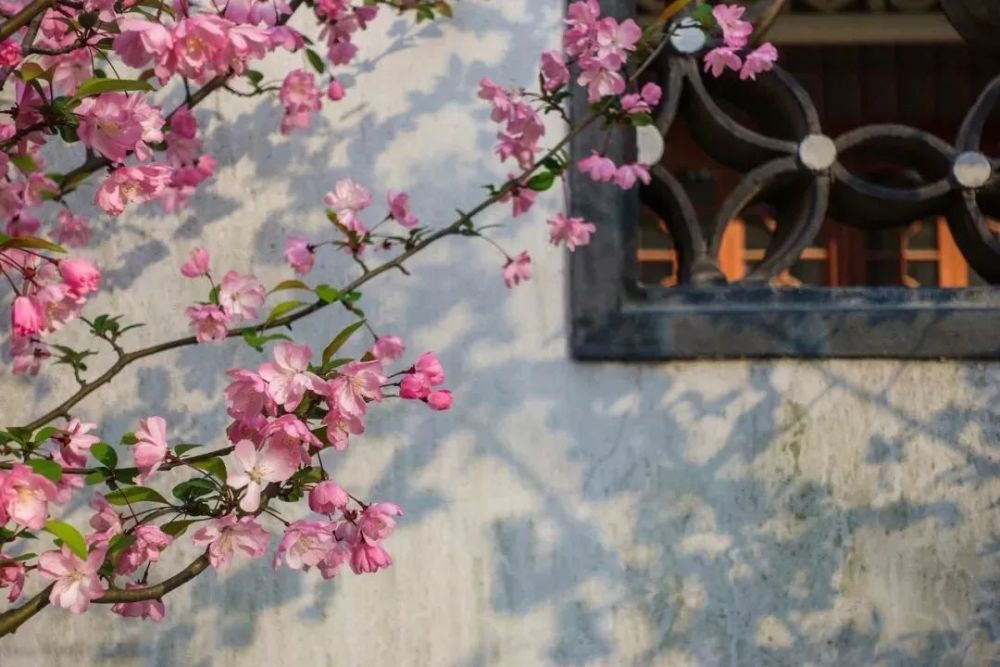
567,0,1000,360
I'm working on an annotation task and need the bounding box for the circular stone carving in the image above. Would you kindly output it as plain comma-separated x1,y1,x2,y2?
953,151,993,189
670,18,707,55
637,125,665,165
797,134,837,172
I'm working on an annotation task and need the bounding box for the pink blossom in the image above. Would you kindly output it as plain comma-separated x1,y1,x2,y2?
370,335,404,364
111,586,166,622
53,418,100,464
594,17,641,68
262,414,322,458
11,296,44,337
5,214,35,237
186,304,229,343
324,179,372,226
113,18,173,70
273,520,335,571
540,50,569,91
258,342,321,411
224,368,274,419
226,439,298,512
321,408,365,450
48,48,92,95
614,163,651,190
358,502,402,543
36,284,84,332
414,351,445,385
578,151,618,182
387,191,419,228
0,39,22,67
77,92,164,163
498,179,536,218
279,69,322,134
191,514,270,572
309,481,348,514
563,0,600,57
399,373,430,400
25,172,57,206
427,390,453,411
740,42,778,81
134,416,168,483
37,546,107,613
0,463,57,530
116,524,172,575
227,414,267,447
713,4,753,50
621,82,662,115
180,247,210,278
317,538,352,579
169,105,199,139
218,271,265,321
578,57,626,102
547,213,597,251
53,211,91,247
87,494,122,547
9,337,49,376
0,558,25,602
704,47,742,78
58,258,101,296
350,540,393,574
283,234,315,274
95,164,172,216
326,78,345,101
502,251,532,289
170,16,231,83
321,360,385,417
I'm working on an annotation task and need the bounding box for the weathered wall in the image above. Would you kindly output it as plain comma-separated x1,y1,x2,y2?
2,1,999,665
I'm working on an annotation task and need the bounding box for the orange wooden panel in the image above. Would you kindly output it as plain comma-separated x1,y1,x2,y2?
937,217,969,287
718,220,746,282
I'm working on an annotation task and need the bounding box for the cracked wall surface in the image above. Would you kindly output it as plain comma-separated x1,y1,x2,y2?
2,2,998,665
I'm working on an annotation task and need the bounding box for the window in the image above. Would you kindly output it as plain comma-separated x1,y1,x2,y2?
568,1,1000,359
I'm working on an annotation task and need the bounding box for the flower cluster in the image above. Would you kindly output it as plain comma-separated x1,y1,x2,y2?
180,248,265,342
703,5,777,80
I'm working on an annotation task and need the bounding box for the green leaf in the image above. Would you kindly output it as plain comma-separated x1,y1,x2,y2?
173,443,203,456
305,48,326,74
630,113,654,127
263,299,305,327
245,70,264,87
9,552,37,562
270,279,310,294
208,285,221,306
85,469,109,485
322,320,366,367
120,432,138,445
287,466,323,486
434,1,452,18
104,486,169,506
242,330,292,353
0,236,66,254
74,77,154,98
692,2,715,27
161,520,197,537
527,171,556,192
190,457,226,482
43,520,87,559
172,478,216,502
314,284,340,304
32,426,59,443
90,442,118,469
28,459,62,483
9,154,37,174
18,62,49,83
106,533,136,564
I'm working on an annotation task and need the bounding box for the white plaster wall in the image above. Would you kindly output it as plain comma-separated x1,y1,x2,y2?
2,2,999,665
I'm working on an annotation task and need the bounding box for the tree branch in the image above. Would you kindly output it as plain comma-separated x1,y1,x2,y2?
0,0,53,42
96,552,210,603
0,585,52,638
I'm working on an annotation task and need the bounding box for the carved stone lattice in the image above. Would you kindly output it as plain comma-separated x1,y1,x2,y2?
641,13,1000,286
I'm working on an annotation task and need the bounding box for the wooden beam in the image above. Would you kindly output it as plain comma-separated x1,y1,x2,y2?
766,14,961,45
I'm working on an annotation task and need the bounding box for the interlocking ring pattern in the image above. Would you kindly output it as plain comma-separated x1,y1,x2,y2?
642,33,1000,285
